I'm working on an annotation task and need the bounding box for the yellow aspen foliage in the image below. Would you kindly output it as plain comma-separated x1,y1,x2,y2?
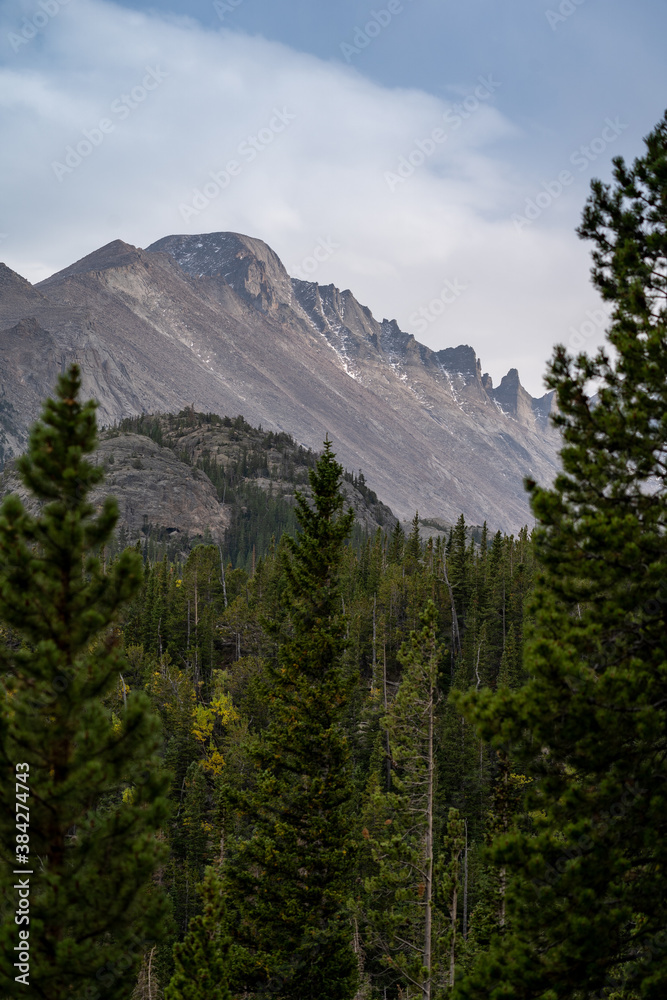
191,678,239,776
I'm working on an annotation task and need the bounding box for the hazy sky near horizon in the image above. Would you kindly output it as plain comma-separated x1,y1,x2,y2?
1,0,665,394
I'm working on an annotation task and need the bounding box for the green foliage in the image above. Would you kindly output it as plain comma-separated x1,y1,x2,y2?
165,867,233,1000
455,112,667,1000
0,365,171,1000
0,374,551,999
222,438,359,999
108,439,535,997
360,600,444,998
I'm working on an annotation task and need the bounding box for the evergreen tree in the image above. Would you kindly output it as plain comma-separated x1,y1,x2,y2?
360,600,444,1000
455,112,667,1000
448,515,471,644
405,511,422,567
0,366,171,1000
440,807,465,992
223,438,359,999
388,520,405,565
165,867,233,1000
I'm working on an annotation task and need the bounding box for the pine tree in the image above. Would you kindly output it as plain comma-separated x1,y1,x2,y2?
0,366,171,1000
448,515,470,639
223,438,359,999
440,807,465,992
388,520,405,564
165,867,233,1000
455,112,667,1000
360,600,444,1000
405,511,421,568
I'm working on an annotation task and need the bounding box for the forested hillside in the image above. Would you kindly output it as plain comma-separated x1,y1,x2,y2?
119,480,531,996
0,409,397,574
1,114,667,1000
110,410,397,569
0,365,533,1000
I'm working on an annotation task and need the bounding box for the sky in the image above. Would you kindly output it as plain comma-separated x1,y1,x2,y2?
1,0,666,395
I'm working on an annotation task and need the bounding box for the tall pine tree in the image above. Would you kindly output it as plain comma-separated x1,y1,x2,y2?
0,366,171,1000
165,867,233,1000
455,111,667,1000
360,600,444,1000
223,438,359,999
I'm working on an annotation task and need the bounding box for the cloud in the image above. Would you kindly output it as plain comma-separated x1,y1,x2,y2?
0,0,611,394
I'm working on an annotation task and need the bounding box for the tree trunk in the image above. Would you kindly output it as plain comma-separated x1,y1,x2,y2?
449,879,458,989
383,642,391,792
423,680,435,1000
147,945,154,1000
352,915,366,998
442,554,461,676
372,593,377,691
499,866,507,928
463,820,468,941
218,545,228,608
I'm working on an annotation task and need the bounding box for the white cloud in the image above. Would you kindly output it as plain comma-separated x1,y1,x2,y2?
0,0,609,394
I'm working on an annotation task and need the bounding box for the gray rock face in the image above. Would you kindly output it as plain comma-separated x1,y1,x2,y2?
0,231,562,530
491,368,556,425
0,433,230,544
146,232,296,314
95,434,229,541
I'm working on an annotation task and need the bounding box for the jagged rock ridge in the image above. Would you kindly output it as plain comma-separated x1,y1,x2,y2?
0,231,561,530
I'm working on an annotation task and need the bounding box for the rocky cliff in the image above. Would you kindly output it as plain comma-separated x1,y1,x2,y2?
0,414,397,554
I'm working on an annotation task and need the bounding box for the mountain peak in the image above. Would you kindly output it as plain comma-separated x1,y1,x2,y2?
0,263,49,312
37,240,146,287
146,232,279,276
146,232,294,312
0,229,561,528
492,367,539,423
437,344,481,381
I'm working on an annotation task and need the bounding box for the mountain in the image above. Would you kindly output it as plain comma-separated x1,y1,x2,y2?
0,232,560,530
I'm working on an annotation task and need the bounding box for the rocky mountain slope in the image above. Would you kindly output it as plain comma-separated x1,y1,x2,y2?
119,410,397,534
0,232,561,530
0,411,396,564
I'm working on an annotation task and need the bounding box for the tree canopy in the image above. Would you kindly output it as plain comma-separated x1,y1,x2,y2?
455,110,667,1000
0,365,171,1000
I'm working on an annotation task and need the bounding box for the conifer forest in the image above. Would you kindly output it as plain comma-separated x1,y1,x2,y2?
1,112,667,1000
